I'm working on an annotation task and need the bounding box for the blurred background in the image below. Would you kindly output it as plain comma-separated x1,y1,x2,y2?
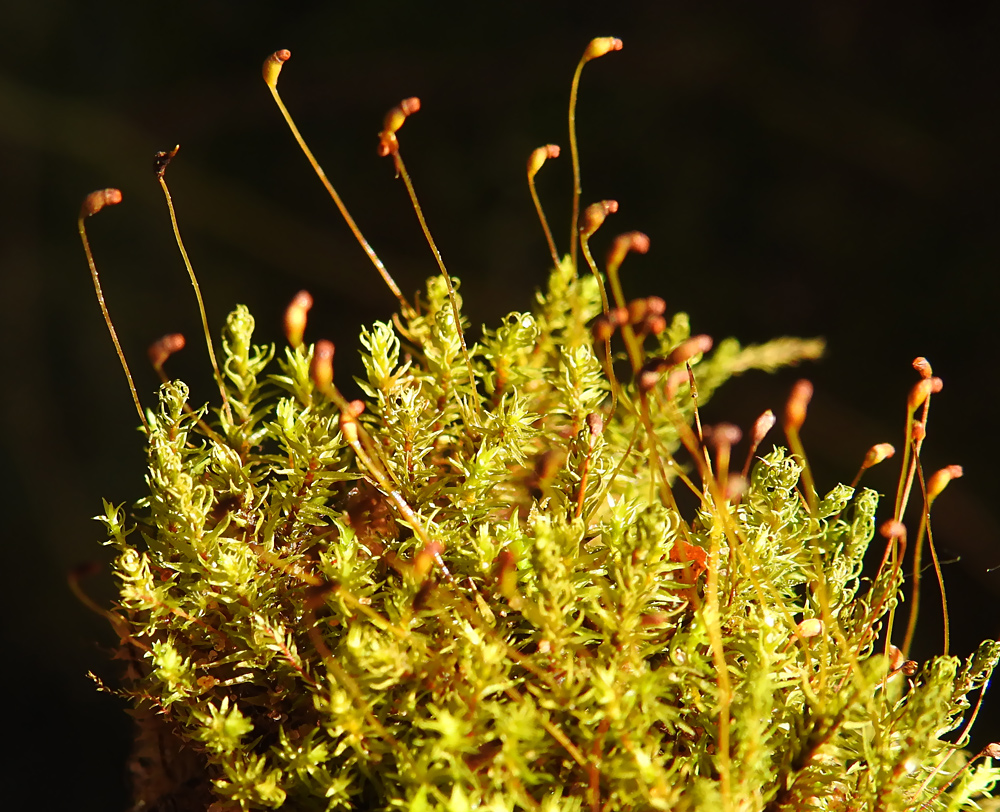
1,2,998,808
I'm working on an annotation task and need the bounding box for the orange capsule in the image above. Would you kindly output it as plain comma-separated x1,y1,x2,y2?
148,333,186,371
579,200,618,238
795,618,824,639
912,356,932,378
80,188,123,218
664,335,713,368
783,380,813,434
591,314,615,342
527,144,560,179
284,290,314,348
262,49,291,88
861,443,895,470
751,410,777,447
583,37,623,62
607,231,650,273
310,339,335,393
926,464,963,505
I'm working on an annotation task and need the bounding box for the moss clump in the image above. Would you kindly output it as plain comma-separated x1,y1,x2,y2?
87,39,999,812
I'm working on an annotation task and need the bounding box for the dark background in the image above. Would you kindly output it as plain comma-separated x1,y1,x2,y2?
2,3,999,809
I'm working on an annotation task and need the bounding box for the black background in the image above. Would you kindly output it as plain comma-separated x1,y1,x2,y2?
2,3,999,809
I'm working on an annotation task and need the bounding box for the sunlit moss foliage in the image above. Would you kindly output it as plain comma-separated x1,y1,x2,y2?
87,37,1000,812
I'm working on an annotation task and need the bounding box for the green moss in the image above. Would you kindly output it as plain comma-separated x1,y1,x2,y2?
90,39,999,812
97,280,1000,809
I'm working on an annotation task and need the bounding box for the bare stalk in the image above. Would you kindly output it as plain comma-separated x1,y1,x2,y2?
262,49,413,316
77,188,149,432
154,146,232,423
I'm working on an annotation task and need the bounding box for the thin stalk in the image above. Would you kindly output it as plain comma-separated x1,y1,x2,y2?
637,393,683,512
883,382,942,651
391,150,481,419
584,419,641,528
567,57,586,272
528,145,561,268
579,229,619,414
901,511,931,657
77,189,149,432
916,744,998,811
577,227,610,313
574,431,598,520
666,393,717,507
605,246,645,374
900,452,942,658
740,410,776,482
532,181,560,269
915,458,952,654
155,148,232,424
705,518,733,812
894,386,933,522
567,38,622,271
264,51,412,316
687,362,707,452
925,524,950,655
893,422,917,523
785,425,817,515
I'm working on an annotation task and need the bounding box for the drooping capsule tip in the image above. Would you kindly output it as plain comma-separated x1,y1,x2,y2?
381,97,421,140
579,200,619,237
927,464,964,504
583,37,624,63
378,97,422,157
907,376,940,412
528,144,561,178
81,188,123,218
608,231,651,271
148,333,186,371
630,232,651,254
262,49,292,88
912,356,932,378
861,442,896,470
